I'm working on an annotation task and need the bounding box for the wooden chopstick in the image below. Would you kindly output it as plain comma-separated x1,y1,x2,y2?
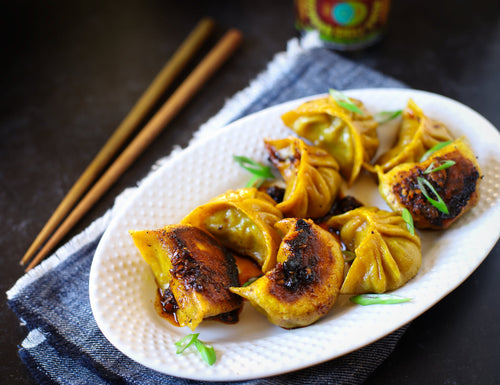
20,18,215,266
25,29,243,272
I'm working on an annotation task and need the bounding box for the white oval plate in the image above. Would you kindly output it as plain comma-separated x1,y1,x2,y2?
89,89,500,381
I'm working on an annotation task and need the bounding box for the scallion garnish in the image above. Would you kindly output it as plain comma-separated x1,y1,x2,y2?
245,174,264,188
329,89,364,115
374,110,402,124
417,176,449,214
242,276,261,287
175,333,199,354
423,160,456,174
193,339,216,366
420,141,452,162
175,333,216,366
342,250,357,262
350,293,412,306
401,208,415,235
233,155,275,188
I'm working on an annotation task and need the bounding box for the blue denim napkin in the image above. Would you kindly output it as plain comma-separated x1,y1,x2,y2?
8,42,407,384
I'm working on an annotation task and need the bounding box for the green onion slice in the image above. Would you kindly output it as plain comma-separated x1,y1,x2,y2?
423,160,456,174
342,250,357,262
242,276,261,287
417,177,449,214
175,333,216,366
401,208,415,235
193,339,216,366
374,110,402,124
175,333,199,354
245,174,263,188
233,155,275,188
233,156,274,178
329,89,364,115
420,141,453,162
350,293,412,306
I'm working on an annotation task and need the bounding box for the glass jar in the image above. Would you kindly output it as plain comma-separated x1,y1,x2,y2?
295,0,392,51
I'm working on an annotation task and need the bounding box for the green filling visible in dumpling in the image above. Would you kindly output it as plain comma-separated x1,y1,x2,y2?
292,115,354,179
204,208,266,264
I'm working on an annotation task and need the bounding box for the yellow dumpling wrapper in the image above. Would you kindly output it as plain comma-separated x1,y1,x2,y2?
181,188,283,272
230,218,344,329
264,137,343,219
375,99,454,172
322,207,421,294
281,95,379,185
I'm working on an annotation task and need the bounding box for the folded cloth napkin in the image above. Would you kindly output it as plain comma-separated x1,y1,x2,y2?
8,37,407,385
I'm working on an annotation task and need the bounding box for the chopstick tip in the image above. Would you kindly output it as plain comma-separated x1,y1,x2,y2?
227,28,243,42
200,16,215,27
25,256,39,272
20,248,35,266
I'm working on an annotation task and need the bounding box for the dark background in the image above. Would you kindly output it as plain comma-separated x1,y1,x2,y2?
1,1,499,384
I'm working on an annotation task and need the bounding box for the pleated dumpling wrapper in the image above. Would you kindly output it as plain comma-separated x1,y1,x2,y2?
129,224,242,331
230,218,344,329
375,99,454,172
377,137,482,230
281,94,379,185
181,188,283,272
322,207,421,294
264,137,343,219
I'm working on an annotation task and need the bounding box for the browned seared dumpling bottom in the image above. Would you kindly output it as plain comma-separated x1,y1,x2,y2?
130,224,242,330
378,137,482,230
230,218,344,329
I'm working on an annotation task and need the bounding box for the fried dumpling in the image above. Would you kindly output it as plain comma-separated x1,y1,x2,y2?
322,207,421,294
377,137,482,230
129,225,242,330
230,218,344,329
181,188,283,272
281,95,379,185
375,99,454,172
264,137,343,219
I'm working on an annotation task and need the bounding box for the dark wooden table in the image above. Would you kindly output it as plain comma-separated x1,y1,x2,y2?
2,1,499,384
